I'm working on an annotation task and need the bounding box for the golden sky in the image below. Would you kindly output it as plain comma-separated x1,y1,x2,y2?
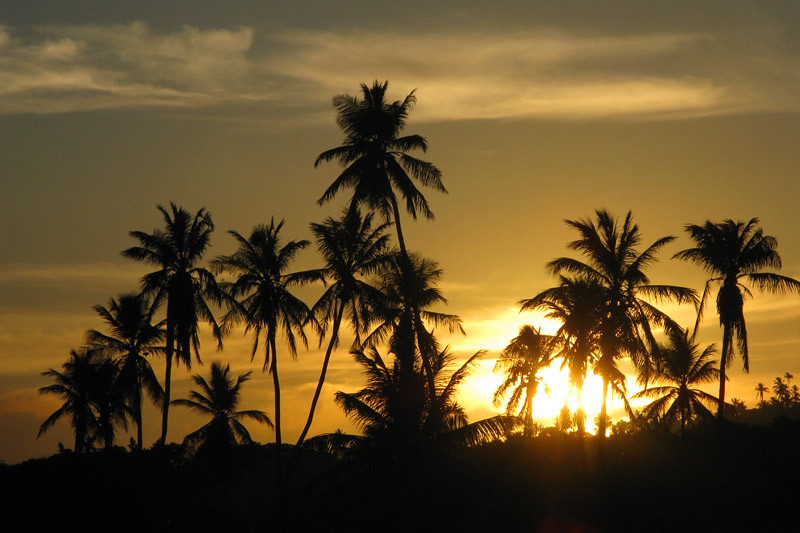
2,1,800,463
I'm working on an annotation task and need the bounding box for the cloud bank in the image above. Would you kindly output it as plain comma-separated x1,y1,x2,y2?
2,22,799,120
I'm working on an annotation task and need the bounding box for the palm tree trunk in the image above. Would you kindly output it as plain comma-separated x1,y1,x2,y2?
296,302,344,447
598,377,610,438
524,380,535,438
270,333,283,487
717,327,730,421
135,386,143,451
160,325,174,444
389,194,409,262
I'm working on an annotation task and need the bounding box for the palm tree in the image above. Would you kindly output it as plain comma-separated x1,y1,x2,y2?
538,210,697,436
311,345,512,460
86,293,164,450
365,252,464,418
493,325,557,437
315,80,445,260
631,328,720,436
295,209,391,447
38,349,100,453
173,361,272,516
172,361,272,451
211,219,322,482
754,382,769,407
520,275,604,413
673,218,800,419
122,203,223,443
38,349,127,451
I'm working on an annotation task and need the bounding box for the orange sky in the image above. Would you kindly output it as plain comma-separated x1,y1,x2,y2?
2,1,800,464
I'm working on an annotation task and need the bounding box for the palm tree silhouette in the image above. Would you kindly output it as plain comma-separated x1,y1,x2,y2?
631,328,720,436
315,80,445,261
673,218,800,420
540,210,697,436
365,253,464,420
493,325,557,437
754,382,769,407
122,203,223,443
86,293,164,450
295,209,391,448
38,349,100,452
520,275,604,416
173,360,272,518
172,361,272,450
38,349,127,451
313,345,511,459
212,219,322,482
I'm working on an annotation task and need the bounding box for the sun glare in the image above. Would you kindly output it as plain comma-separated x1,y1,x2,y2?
461,352,647,435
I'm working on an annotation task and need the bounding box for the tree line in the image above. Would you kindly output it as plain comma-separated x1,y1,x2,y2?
38,81,800,476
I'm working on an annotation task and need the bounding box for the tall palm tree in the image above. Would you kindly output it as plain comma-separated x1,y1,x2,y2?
754,382,769,407
493,325,557,437
122,203,223,443
631,328,720,436
539,210,697,436
295,209,391,447
86,293,165,450
212,219,322,482
172,361,272,451
315,80,445,260
673,218,800,419
38,349,100,453
520,275,604,412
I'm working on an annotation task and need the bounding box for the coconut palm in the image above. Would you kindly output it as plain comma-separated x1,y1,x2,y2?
38,349,100,453
365,252,464,417
520,275,604,412
631,328,720,436
315,80,445,260
211,219,322,481
122,203,223,443
754,382,769,407
90,355,130,449
38,349,127,451
310,345,512,460
295,209,391,447
673,218,800,419
493,325,558,437
172,361,272,451
86,293,164,450
539,210,697,436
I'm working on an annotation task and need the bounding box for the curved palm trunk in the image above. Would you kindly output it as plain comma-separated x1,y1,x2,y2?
134,385,143,450
717,327,730,421
388,187,409,261
296,303,344,447
160,325,174,444
269,333,283,487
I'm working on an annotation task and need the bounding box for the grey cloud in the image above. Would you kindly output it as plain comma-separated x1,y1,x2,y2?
1,22,799,120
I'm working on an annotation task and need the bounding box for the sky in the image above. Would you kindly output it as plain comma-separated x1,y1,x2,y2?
2,1,800,464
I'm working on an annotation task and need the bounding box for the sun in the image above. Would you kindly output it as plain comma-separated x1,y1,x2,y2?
460,356,644,434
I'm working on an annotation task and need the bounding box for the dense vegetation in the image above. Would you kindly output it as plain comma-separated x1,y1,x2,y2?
14,80,800,530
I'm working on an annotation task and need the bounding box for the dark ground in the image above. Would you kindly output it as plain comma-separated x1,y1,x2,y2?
2,418,799,532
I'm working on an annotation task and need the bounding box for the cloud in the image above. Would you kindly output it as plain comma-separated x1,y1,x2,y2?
0,23,265,114
1,22,799,119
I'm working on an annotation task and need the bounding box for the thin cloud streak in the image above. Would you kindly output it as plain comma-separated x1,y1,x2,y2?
2,23,799,119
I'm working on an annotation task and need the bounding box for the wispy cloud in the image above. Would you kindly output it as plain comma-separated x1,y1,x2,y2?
0,23,266,114
1,22,799,119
